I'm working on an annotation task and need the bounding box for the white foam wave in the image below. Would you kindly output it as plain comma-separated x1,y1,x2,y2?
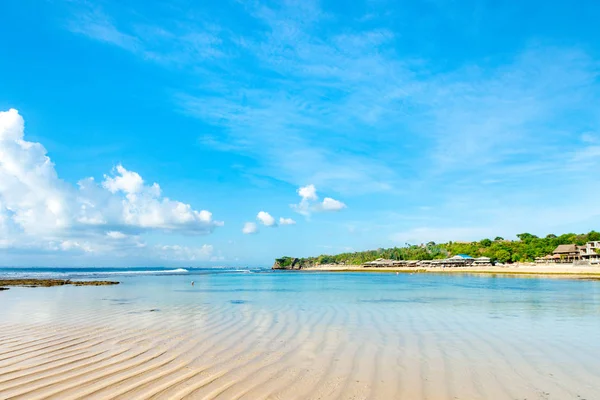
91,268,189,276
0,268,189,279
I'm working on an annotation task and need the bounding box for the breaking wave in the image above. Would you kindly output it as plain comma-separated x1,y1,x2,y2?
0,267,189,279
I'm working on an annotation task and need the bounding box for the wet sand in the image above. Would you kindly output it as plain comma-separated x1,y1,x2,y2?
1,273,599,399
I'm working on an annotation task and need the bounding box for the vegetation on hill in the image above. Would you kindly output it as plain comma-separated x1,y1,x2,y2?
274,231,600,268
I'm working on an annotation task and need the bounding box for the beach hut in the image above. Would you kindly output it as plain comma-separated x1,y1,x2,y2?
363,258,398,267
536,255,555,264
432,254,475,267
552,244,581,263
473,257,492,266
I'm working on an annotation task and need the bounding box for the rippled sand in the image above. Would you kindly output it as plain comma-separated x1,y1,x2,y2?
1,274,600,399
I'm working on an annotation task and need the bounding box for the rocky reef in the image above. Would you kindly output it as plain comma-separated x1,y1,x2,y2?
0,279,120,288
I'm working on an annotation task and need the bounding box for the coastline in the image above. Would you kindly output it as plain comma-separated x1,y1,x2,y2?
286,263,600,278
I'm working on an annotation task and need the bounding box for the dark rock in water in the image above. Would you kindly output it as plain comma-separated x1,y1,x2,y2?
73,281,119,286
0,287,9,291
0,279,120,288
149,309,159,312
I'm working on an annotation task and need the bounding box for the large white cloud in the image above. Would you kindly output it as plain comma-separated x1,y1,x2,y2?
291,184,346,216
0,109,72,236
0,108,221,260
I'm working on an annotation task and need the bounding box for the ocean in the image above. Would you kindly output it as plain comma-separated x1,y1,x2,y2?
1,268,599,399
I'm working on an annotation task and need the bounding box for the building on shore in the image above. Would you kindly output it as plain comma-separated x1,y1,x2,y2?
363,255,481,268
473,256,492,266
552,244,581,263
363,258,420,267
423,255,476,268
579,241,600,264
546,242,600,264
536,254,561,264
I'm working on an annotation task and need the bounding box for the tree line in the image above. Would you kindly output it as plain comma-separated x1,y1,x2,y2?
275,231,600,267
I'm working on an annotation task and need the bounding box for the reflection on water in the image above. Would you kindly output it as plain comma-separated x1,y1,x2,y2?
3,271,600,322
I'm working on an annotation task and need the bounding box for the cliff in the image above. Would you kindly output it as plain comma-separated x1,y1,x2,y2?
272,257,315,270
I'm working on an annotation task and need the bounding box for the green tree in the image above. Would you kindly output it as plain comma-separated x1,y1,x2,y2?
480,238,492,247
275,257,294,267
494,250,511,263
517,233,538,242
588,231,600,241
275,230,599,267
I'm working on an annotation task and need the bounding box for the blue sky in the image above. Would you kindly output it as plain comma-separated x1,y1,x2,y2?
1,0,599,267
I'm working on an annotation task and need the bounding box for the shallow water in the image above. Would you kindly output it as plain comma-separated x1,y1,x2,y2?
1,270,599,399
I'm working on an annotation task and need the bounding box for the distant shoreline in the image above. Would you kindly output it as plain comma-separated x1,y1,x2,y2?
278,263,600,279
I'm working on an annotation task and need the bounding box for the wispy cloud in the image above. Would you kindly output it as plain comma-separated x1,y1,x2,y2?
67,2,225,65
60,0,600,246
242,222,258,234
67,4,140,51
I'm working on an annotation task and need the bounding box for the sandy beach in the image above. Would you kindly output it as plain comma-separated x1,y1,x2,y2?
294,263,600,278
1,270,599,400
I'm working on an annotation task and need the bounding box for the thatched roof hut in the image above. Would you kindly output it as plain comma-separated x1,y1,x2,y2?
553,244,578,255
552,244,581,262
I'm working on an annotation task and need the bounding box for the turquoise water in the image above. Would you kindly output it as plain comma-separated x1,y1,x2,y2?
4,269,599,321
1,270,600,399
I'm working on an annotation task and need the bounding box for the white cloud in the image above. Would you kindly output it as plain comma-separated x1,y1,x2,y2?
0,108,222,259
279,217,296,225
59,240,94,253
298,184,317,201
106,231,127,239
319,197,346,212
256,211,276,226
242,222,258,234
102,165,146,194
290,184,346,216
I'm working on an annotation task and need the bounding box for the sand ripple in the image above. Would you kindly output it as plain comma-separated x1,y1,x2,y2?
1,288,600,400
